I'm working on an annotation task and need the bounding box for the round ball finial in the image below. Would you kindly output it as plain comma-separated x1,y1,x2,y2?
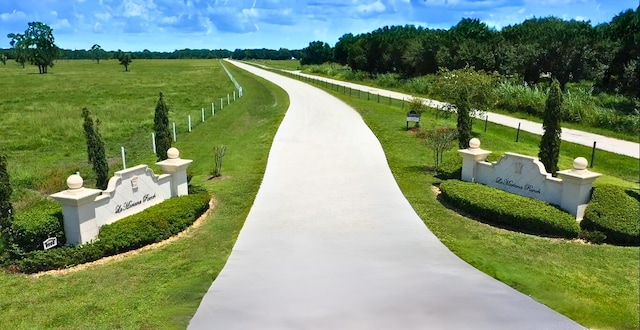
167,147,180,159
573,157,588,170
469,138,481,149
67,174,84,190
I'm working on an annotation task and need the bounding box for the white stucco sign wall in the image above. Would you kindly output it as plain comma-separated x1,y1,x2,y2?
51,148,192,245
458,139,600,220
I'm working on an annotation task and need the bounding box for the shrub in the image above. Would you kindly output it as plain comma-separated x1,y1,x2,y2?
375,73,402,88
439,180,580,238
435,156,462,180
13,193,210,273
4,201,64,257
581,185,639,246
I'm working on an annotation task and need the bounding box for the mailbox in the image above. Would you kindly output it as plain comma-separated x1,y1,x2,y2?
406,110,421,129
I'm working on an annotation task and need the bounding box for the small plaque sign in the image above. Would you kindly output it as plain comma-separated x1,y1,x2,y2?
43,237,58,250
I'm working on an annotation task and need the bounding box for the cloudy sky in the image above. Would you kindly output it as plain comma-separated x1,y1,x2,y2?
1,0,637,52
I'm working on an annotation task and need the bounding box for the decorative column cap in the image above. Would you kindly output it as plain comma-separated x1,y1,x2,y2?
469,138,481,149
573,157,588,171
67,174,84,190
167,147,180,160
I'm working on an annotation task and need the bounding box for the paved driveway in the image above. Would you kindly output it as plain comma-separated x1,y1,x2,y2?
187,61,585,330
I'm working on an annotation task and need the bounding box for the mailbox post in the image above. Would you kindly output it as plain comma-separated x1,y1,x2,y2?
406,110,421,130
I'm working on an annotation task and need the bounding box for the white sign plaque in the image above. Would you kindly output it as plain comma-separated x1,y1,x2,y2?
43,237,58,250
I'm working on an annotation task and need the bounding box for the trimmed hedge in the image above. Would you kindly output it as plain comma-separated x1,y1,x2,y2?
15,193,210,273
4,201,65,257
582,185,639,246
439,180,580,238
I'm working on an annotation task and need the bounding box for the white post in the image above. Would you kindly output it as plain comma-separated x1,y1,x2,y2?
239,87,243,97
121,147,126,169
221,98,224,109
233,91,236,101
188,115,192,132
202,108,205,122
172,122,177,142
152,132,156,154
227,94,230,105
212,102,215,116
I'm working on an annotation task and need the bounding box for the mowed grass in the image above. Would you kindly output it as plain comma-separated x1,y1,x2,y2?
0,59,238,208
308,82,639,329
0,60,289,329
247,59,301,71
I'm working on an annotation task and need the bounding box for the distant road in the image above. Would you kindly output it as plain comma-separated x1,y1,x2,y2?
275,68,639,159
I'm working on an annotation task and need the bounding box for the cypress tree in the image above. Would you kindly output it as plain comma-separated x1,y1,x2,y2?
457,104,473,149
82,108,109,189
154,92,172,161
539,79,563,175
0,152,14,234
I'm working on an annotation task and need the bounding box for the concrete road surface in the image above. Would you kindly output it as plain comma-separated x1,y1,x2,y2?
188,60,585,330
287,69,639,159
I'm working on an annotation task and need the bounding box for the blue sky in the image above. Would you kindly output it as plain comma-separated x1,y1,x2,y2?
1,0,637,52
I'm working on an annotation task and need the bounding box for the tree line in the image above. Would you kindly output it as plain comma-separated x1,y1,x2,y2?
301,8,639,99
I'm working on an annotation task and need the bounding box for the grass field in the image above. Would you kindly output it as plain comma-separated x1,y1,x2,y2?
0,60,638,329
0,60,289,329
0,59,241,209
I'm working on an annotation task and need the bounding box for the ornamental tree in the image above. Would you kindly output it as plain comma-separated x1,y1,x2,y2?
538,79,563,175
154,92,172,161
433,68,497,148
82,108,109,189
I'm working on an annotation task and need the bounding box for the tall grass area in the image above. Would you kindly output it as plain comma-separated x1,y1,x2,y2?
247,59,301,71
276,71,639,328
0,59,237,209
299,63,639,141
0,61,289,329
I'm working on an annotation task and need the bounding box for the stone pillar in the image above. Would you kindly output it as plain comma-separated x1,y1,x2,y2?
557,157,601,220
49,174,102,245
457,138,492,182
156,147,193,197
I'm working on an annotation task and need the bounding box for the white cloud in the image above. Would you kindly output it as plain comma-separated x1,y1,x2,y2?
95,12,112,21
0,10,28,22
52,18,72,30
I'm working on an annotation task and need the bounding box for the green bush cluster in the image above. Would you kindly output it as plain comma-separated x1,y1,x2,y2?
581,185,639,246
14,193,210,273
439,180,580,238
3,201,65,258
494,81,638,134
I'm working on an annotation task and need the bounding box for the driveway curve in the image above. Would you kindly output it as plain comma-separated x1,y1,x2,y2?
188,60,585,329
287,70,639,159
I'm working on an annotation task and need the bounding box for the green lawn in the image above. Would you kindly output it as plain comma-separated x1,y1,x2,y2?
0,60,637,329
0,59,239,209
0,60,289,329
312,80,639,330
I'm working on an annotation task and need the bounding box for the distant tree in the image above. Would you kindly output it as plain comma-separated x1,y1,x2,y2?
0,151,14,239
433,68,497,148
154,92,172,161
90,44,107,64
7,22,58,74
118,53,132,71
538,79,563,176
300,41,333,65
82,108,109,189
0,54,6,65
